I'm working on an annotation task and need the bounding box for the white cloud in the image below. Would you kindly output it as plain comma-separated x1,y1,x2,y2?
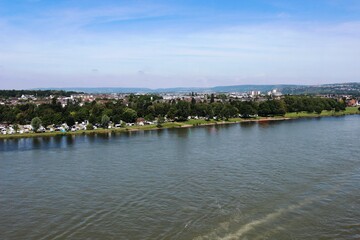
0,2,359,88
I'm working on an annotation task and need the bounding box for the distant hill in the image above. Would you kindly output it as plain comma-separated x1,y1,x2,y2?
36,82,360,95
211,84,299,93
281,82,360,96
46,87,153,94
41,85,299,94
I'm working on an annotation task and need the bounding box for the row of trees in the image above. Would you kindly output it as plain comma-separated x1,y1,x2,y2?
0,95,347,126
0,90,80,98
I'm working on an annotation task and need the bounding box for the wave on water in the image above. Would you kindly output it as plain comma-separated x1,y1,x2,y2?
194,184,342,240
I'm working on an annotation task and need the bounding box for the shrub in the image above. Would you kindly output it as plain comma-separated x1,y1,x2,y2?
31,117,42,132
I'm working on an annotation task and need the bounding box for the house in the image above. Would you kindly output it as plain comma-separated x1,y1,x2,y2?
347,99,359,107
136,118,145,126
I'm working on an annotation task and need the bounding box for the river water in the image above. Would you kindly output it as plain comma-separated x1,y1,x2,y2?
1,116,359,239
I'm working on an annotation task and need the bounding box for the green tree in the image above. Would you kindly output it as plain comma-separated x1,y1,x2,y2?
122,108,137,123
13,124,19,133
175,101,191,121
31,117,42,132
101,114,110,128
258,102,272,117
166,107,177,120
212,102,224,118
273,100,286,116
16,112,27,124
75,108,89,122
191,97,196,105
314,106,323,114
221,104,238,120
89,114,97,124
65,115,75,126
40,108,55,126
145,113,155,121
157,115,165,128
210,93,215,103
238,102,257,117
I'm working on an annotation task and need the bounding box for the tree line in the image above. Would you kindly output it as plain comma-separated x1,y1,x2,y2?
0,90,80,98
0,95,347,126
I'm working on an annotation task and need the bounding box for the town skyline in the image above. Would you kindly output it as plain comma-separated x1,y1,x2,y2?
0,0,360,89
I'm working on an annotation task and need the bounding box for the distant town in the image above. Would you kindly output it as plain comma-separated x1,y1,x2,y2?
0,83,359,136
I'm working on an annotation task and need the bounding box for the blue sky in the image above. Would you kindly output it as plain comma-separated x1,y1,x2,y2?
0,0,359,88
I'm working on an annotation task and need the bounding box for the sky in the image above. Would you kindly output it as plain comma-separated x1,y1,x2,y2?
0,0,359,89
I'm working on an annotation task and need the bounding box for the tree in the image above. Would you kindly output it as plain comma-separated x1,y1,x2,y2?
210,93,215,103
157,115,165,128
122,108,137,123
13,124,19,133
314,106,323,114
212,102,224,118
31,117,42,132
16,112,27,124
191,97,196,105
145,113,155,121
238,102,257,118
166,107,177,120
65,115,75,126
273,100,286,116
175,101,191,121
101,114,110,128
75,108,89,122
258,102,271,117
221,104,238,120
88,114,96,124
39,108,55,126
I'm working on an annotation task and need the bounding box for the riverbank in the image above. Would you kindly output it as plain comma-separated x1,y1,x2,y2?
0,107,359,140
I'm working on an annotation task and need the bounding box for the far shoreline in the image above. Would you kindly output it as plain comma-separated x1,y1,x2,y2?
0,107,359,140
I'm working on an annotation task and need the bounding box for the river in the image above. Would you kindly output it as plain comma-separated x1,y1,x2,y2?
1,116,359,239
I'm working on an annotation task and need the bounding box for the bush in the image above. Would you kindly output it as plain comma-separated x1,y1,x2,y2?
86,123,94,130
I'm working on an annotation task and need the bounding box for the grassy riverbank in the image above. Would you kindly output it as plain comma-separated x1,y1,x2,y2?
1,107,359,139
284,107,359,118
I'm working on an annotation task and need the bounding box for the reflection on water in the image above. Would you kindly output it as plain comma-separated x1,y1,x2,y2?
239,121,257,128
174,127,190,138
0,123,268,151
0,116,360,239
66,135,76,145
